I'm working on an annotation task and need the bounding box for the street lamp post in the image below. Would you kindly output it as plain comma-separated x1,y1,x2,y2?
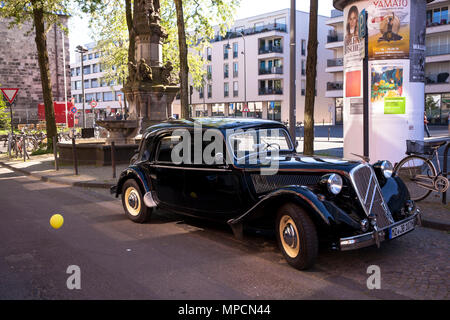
75,45,88,128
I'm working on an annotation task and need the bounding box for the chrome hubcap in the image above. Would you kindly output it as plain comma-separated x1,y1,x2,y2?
283,223,298,249
128,193,138,209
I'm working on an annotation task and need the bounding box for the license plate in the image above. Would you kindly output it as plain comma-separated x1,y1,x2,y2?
389,220,415,239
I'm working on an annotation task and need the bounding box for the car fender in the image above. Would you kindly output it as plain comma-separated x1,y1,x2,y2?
228,186,338,227
114,166,150,198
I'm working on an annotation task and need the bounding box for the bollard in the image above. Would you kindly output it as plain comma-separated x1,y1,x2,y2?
111,141,116,179
53,135,59,171
23,135,26,162
72,137,78,175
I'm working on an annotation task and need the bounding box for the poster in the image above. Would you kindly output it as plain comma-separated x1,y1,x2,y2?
368,0,410,60
409,0,426,82
371,62,406,114
343,2,365,99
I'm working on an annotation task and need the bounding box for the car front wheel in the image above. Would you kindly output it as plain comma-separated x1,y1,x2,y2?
276,203,318,270
121,179,152,223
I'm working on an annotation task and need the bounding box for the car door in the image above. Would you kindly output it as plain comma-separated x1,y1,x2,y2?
182,129,245,219
148,131,189,210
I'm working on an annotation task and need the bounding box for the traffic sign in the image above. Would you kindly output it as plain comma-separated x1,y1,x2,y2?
270,101,275,109
1,88,19,104
243,106,250,113
90,100,98,108
71,106,78,114
230,103,234,110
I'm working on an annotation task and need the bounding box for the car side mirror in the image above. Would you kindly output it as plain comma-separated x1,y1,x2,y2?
214,152,225,164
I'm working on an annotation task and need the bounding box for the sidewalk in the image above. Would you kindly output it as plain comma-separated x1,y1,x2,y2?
0,152,448,231
0,153,126,189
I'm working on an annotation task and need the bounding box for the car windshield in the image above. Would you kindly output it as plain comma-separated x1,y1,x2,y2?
228,127,293,159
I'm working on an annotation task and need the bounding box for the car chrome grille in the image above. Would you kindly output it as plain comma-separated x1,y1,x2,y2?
349,164,394,228
251,174,321,194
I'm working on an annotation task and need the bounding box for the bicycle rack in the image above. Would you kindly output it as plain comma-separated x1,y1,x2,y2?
443,142,450,205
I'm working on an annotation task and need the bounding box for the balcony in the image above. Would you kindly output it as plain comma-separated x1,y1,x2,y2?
425,73,449,84
327,81,344,91
327,33,344,43
327,58,344,67
259,87,283,95
258,66,283,75
426,44,450,56
259,46,283,55
427,19,449,28
211,23,287,43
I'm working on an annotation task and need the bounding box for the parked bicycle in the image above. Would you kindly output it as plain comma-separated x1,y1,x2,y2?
394,140,449,201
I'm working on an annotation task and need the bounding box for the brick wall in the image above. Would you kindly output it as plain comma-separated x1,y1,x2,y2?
0,16,71,124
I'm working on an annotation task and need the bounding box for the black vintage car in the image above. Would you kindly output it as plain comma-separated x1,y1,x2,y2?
111,118,421,270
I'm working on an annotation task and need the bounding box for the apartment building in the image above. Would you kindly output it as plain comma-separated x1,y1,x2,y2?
173,9,334,124
325,0,450,125
70,42,123,119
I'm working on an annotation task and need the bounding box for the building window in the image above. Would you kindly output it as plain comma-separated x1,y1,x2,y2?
224,63,229,78
82,54,87,61
84,79,90,89
76,67,80,76
224,83,229,97
76,80,81,90
223,44,229,59
301,60,306,76
275,17,286,28
96,92,103,101
70,68,75,77
207,84,212,98
83,65,91,74
301,39,306,56
233,62,238,77
212,104,224,116
95,52,100,58
103,91,114,101
425,93,450,125
207,65,212,80
207,47,212,61
233,82,239,96
88,53,93,60
199,86,204,99
91,78,99,88
92,64,99,73
233,43,238,58
85,93,95,102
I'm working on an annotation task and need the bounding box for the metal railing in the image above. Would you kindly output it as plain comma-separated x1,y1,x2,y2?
327,33,344,43
426,44,450,56
327,58,344,67
258,46,283,54
331,10,343,18
258,66,283,75
211,23,287,43
259,87,283,95
425,72,449,84
327,81,344,91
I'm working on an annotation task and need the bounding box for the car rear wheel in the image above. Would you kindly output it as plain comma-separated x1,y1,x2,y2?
276,203,318,270
121,179,152,223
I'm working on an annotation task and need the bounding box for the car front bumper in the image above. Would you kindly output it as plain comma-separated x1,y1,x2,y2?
339,208,421,251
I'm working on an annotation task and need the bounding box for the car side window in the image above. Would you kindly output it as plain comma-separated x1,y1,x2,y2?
155,135,183,163
141,137,152,162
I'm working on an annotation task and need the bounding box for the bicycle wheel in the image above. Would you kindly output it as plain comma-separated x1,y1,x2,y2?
394,155,437,201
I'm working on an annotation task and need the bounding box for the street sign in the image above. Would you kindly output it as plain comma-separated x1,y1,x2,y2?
243,106,250,113
71,106,78,114
230,103,234,110
90,100,98,108
358,9,367,39
270,101,275,109
1,88,19,104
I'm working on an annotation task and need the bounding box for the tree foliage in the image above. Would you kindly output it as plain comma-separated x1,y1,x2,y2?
0,85,10,130
84,0,239,90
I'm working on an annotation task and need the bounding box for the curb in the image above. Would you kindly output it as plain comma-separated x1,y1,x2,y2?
421,218,450,232
0,161,114,190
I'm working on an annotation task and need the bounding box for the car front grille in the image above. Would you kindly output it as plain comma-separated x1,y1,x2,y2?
349,164,394,228
251,174,322,194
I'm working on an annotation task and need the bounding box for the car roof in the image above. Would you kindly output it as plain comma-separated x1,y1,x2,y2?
144,117,286,133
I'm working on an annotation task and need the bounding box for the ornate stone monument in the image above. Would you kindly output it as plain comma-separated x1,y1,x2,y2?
123,0,179,132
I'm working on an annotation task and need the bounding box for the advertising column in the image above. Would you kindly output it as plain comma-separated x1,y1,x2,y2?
340,0,427,164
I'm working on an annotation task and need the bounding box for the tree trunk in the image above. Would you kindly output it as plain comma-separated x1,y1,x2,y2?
32,2,57,151
174,0,189,118
126,0,135,70
303,0,318,156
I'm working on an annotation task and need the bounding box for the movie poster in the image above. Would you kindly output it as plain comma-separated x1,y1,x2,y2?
371,62,406,114
409,0,426,82
343,2,365,99
368,0,410,60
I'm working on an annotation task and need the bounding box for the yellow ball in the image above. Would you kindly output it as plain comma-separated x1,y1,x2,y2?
50,214,64,229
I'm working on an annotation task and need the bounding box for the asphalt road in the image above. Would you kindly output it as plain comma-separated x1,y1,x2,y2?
0,166,448,300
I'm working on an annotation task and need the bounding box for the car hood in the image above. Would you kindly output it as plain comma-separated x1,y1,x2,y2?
235,153,362,174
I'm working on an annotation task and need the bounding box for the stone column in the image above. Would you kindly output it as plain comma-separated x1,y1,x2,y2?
207,104,213,117
224,103,230,117
262,101,269,119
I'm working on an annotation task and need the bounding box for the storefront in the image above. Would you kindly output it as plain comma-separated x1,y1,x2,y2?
425,93,450,125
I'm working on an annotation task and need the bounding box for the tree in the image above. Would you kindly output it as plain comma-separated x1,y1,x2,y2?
174,0,189,118
303,0,318,156
0,0,67,150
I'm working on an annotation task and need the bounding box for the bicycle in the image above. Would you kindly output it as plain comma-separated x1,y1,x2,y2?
393,140,449,201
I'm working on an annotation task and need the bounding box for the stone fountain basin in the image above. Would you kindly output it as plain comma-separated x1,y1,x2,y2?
96,119,139,145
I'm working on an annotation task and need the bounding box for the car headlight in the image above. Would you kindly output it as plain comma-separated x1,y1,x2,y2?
380,160,393,178
324,173,343,195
